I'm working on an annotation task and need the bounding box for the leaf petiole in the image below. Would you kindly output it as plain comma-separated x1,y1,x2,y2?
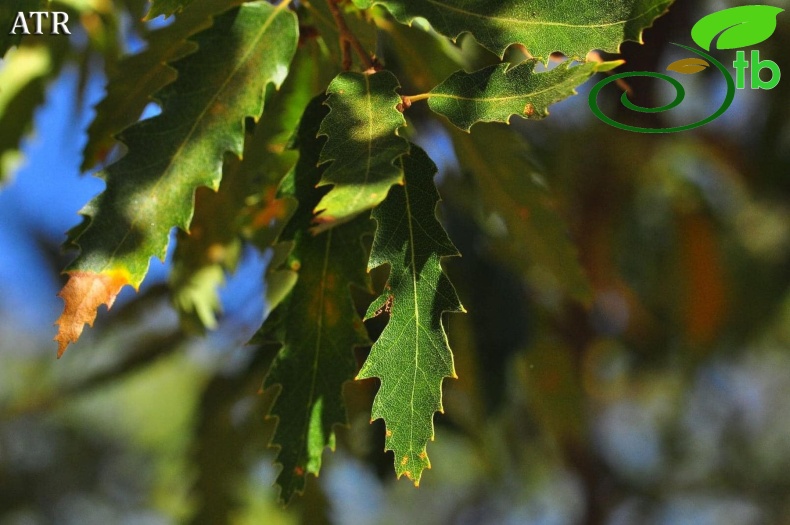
401,93,431,108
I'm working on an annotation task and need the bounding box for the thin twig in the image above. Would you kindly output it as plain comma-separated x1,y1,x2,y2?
340,38,353,71
326,0,374,70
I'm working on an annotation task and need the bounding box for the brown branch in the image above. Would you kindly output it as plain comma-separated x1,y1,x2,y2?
326,0,374,70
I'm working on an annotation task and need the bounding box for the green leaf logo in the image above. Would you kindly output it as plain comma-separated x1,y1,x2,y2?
691,5,784,51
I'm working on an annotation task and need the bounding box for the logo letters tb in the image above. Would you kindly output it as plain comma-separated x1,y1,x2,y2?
733,50,781,89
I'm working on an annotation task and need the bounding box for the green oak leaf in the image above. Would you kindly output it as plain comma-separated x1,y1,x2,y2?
359,145,464,485
359,0,673,60
447,124,592,304
82,0,244,172
256,96,373,503
56,2,298,355
691,5,784,51
170,45,331,333
314,71,409,233
428,59,622,131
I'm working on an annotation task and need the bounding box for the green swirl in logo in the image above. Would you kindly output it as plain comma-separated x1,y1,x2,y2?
588,44,735,133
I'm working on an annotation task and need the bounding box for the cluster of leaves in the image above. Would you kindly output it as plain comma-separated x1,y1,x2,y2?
1,0,674,502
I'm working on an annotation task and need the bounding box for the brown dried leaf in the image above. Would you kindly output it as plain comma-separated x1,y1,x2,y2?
54,271,131,357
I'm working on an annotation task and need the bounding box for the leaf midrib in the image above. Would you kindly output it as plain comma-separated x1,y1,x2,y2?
345,74,376,213
430,66,592,105
403,177,420,465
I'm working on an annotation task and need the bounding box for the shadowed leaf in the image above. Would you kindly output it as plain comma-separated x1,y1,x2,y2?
56,2,298,355
82,0,245,172
256,97,373,503
170,45,330,332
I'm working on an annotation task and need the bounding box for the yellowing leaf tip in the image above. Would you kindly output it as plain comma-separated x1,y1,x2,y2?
54,270,130,357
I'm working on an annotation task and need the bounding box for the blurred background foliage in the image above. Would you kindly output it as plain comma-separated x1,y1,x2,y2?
1,0,790,524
